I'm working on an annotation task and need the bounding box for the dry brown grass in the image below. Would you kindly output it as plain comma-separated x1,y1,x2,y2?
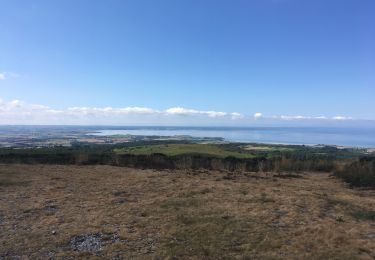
0,164,374,259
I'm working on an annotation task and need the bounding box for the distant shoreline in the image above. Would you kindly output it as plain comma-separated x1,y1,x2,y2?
89,127,375,148
0,125,374,149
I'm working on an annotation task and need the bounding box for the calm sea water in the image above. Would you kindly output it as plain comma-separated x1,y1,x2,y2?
90,127,375,148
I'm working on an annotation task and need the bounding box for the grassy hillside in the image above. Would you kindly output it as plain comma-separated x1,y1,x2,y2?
1,164,374,259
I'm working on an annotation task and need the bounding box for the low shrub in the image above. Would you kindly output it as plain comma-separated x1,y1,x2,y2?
334,157,375,188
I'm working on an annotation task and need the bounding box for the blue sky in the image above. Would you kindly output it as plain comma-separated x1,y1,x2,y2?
0,0,374,125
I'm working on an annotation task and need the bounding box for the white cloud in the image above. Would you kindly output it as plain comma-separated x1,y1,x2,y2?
10,100,23,108
332,116,353,120
268,115,352,121
164,107,230,118
164,107,195,115
280,115,310,120
119,107,156,114
253,112,263,119
0,72,19,80
230,112,244,120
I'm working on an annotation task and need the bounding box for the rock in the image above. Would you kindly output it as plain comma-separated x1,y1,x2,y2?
270,220,287,227
46,251,55,259
44,205,58,215
110,232,122,243
274,210,287,217
51,230,56,235
115,198,127,204
69,233,102,253
112,190,126,197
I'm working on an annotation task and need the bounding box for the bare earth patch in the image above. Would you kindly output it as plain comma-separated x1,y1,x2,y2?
0,164,374,259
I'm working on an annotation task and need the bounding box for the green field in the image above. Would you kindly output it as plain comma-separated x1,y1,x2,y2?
114,143,254,158
243,144,295,152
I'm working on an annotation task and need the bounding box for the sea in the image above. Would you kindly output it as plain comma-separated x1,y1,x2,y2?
90,126,375,148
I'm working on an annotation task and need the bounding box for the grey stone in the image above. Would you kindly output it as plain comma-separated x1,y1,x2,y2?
69,233,102,253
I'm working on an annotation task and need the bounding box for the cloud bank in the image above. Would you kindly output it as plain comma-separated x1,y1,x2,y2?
252,113,352,121
0,98,245,124
0,98,356,125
